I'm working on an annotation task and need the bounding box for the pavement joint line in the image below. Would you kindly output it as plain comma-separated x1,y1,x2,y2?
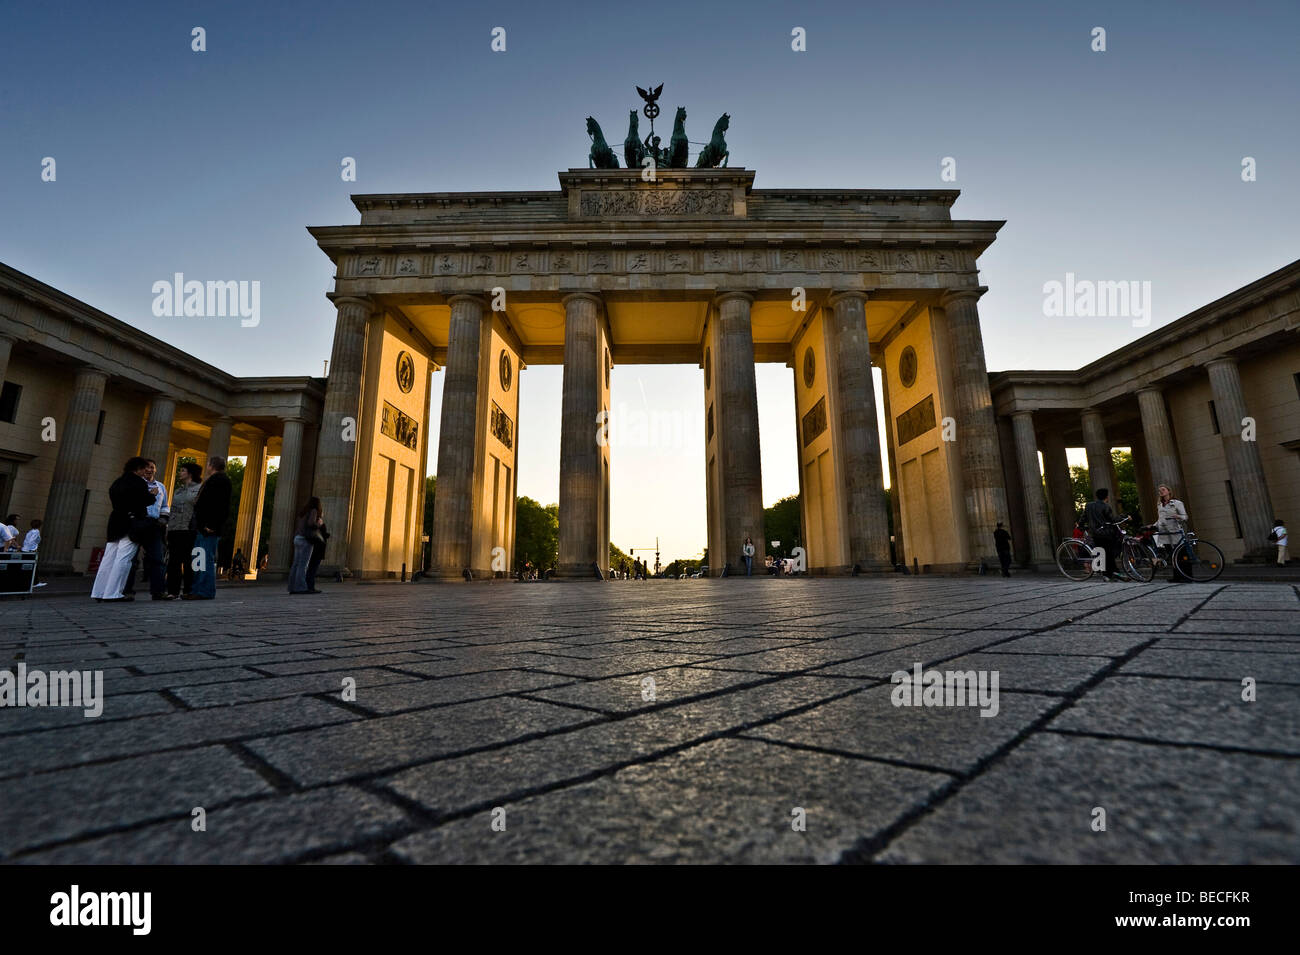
734,732,964,779
155,687,192,711
1044,727,1300,760
836,634,1162,864
0,709,367,783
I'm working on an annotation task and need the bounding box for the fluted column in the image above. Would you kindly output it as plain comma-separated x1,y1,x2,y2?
1080,409,1116,496
263,417,305,578
939,288,1009,566
557,293,602,577
314,295,373,575
1040,428,1075,540
1207,356,1275,557
139,395,175,466
1011,412,1054,563
431,294,486,577
233,432,268,577
1136,387,1185,496
714,292,764,569
206,416,233,464
41,366,109,573
827,291,890,569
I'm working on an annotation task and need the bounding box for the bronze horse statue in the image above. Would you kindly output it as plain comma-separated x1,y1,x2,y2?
668,107,689,168
586,117,619,169
695,113,730,168
623,110,646,170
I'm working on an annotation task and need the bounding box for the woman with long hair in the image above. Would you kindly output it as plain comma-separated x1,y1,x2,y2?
288,496,323,594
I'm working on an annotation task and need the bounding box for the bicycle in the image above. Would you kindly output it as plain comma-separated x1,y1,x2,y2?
1056,517,1135,581
1147,525,1226,583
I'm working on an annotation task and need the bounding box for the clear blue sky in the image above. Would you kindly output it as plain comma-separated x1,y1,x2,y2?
3,0,1297,562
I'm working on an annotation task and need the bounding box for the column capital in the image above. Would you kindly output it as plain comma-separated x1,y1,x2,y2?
279,415,307,425
713,290,754,308
72,365,110,384
1135,385,1165,396
446,292,488,310
328,294,375,314
561,291,603,309
940,286,987,308
1011,409,1035,421
1205,354,1239,370
827,289,869,308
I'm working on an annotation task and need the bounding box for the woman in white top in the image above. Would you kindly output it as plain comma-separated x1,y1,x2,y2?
1155,485,1188,549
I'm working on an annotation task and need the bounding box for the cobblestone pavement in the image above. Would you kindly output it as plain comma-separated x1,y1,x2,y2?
3,577,1297,864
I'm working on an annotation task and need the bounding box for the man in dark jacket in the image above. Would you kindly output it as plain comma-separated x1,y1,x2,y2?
91,457,157,601
185,456,232,600
1084,487,1124,581
993,522,1013,577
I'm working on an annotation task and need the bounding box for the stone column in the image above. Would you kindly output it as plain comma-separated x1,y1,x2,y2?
313,295,373,576
139,396,175,466
1011,412,1054,564
206,416,234,464
263,417,305,579
1040,428,1075,540
233,432,268,577
1206,356,1276,557
827,291,890,569
714,292,765,570
557,292,603,577
1080,409,1116,496
431,294,486,577
41,366,109,573
1136,387,1185,496
939,288,1009,567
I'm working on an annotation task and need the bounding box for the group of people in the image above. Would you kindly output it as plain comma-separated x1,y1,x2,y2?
91,456,232,601
0,514,42,554
86,454,332,601
617,557,654,580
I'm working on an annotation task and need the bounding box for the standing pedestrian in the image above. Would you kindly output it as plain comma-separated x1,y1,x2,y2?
91,457,155,602
305,507,329,593
1270,518,1289,565
166,462,201,597
137,459,171,599
184,457,232,601
993,522,1013,577
742,536,755,577
1156,485,1190,582
289,497,323,594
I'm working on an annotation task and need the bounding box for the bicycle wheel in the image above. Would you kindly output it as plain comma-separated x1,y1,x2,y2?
1122,540,1156,582
1056,539,1095,581
1174,539,1225,582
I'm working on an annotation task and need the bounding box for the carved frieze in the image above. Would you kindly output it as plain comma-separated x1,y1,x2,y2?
577,189,732,218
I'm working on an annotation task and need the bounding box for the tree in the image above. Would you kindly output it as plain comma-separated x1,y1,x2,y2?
1070,450,1138,518
609,541,631,574
514,497,558,572
763,495,801,559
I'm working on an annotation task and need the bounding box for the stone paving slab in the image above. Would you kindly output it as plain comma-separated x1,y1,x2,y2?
0,746,273,857
1049,675,1300,754
875,734,1300,864
3,578,1298,863
390,737,950,864
744,683,1059,774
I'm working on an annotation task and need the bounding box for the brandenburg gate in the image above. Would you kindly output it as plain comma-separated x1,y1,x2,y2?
308,164,1008,579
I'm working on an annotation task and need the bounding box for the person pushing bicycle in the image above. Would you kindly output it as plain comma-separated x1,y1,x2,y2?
1084,487,1125,581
